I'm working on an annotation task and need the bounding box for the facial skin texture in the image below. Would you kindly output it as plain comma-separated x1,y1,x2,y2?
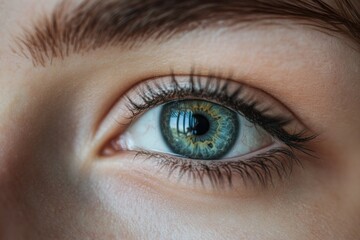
0,0,360,239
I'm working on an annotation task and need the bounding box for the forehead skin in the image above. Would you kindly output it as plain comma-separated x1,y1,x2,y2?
0,0,359,240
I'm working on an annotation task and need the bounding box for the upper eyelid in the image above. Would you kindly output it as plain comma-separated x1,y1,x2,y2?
120,74,305,128
97,74,294,131
13,0,359,66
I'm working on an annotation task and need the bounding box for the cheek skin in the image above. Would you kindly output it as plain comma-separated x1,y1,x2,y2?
0,88,132,239
0,65,123,238
89,152,358,240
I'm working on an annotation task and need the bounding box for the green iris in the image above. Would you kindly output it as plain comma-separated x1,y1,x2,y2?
160,100,239,160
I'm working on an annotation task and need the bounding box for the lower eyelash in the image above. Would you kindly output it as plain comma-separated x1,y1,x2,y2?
132,147,300,189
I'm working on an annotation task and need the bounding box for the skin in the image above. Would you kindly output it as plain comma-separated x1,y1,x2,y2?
0,0,359,239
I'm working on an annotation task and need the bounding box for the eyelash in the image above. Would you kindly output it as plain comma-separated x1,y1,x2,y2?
117,72,317,189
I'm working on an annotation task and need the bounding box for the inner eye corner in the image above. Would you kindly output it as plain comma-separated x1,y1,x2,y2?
98,137,121,157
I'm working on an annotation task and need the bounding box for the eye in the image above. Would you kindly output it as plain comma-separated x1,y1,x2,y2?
102,74,316,188
118,99,273,160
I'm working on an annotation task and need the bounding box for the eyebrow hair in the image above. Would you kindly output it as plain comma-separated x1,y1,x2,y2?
15,0,360,66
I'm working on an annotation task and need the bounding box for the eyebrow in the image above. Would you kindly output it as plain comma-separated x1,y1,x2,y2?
15,0,360,66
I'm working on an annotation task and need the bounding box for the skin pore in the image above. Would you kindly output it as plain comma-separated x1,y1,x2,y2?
0,0,359,239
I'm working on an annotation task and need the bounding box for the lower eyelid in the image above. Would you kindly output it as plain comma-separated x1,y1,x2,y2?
101,143,301,191
119,144,298,191
97,156,264,198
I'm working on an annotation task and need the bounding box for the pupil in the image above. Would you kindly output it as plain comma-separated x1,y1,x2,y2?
190,114,210,136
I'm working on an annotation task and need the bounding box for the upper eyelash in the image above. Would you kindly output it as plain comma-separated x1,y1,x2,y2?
125,72,317,155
